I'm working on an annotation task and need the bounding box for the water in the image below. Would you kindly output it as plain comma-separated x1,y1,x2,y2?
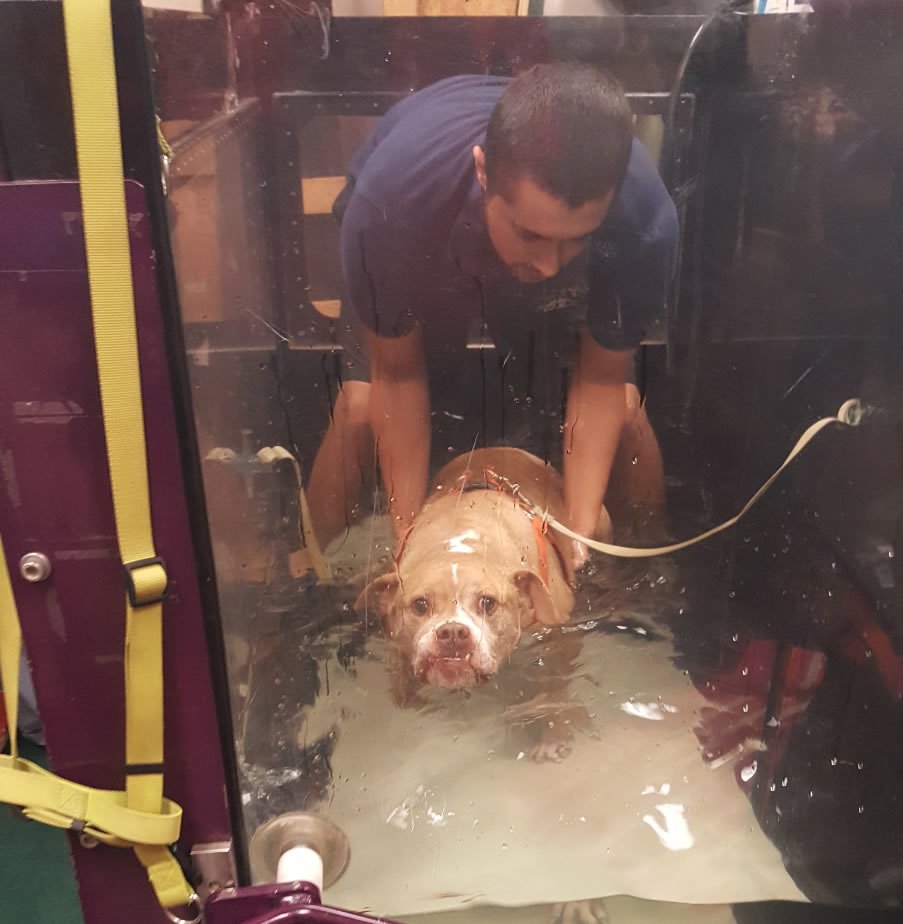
230,512,804,921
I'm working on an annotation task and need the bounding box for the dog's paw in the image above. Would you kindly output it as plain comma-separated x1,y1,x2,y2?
529,738,572,763
550,899,609,924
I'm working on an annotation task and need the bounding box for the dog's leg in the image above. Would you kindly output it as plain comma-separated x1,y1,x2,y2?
386,645,421,708
530,721,575,763
527,632,588,763
551,899,609,924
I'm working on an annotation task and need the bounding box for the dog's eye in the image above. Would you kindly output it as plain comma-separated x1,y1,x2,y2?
478,595,497,615
411,596,430,616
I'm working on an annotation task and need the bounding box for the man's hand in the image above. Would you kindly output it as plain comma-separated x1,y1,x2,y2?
562,332,633,574
367,327,430,541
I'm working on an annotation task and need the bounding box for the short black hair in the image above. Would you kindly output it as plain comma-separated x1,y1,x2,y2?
483,64,633,208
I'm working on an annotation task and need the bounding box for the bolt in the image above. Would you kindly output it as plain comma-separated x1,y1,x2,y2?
19,552,51,583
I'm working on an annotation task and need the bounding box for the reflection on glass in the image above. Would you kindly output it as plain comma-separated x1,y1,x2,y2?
151,4,903,922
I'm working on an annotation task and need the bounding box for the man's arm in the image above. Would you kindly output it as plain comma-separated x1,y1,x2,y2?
562,330,634,569
366,326,430,541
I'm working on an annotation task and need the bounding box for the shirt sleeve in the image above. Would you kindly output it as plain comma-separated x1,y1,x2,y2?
586,191,679,352
339,190,432,339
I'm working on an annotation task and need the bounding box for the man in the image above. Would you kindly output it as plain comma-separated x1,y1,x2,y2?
308,63,678,569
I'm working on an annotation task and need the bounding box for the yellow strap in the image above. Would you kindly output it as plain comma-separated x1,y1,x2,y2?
0,545,187,884
0,756,182,847
59,0,164,797
0,0,202,912
548,399,864,558
0,539,21,764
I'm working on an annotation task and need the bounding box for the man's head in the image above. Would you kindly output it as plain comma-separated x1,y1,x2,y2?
473,63,633,283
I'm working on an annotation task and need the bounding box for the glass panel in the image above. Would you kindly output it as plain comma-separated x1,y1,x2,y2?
147,5,903,923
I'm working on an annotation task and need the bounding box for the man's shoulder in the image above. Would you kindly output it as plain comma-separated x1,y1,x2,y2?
596,139,678,255
349,75,508,221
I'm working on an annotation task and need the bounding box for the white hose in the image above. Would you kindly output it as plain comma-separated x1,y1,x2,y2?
547,399,865,559
276,845,325,891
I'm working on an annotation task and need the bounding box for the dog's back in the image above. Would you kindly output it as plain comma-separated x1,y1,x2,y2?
430,447,566,520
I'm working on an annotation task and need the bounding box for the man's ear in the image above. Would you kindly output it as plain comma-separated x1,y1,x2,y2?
473,145,487,192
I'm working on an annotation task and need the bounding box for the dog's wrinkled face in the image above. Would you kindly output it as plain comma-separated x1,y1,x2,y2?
401,567,522,688
358,560,566,690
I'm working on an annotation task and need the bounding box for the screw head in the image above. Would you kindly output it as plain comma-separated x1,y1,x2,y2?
19,552,51,583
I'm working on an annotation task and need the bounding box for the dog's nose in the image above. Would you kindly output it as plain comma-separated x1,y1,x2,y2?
436,622,471,652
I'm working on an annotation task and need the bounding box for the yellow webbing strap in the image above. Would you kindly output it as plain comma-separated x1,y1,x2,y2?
0,544,185,858
0,0,191,913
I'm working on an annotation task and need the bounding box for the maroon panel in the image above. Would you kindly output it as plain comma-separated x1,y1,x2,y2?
0,180,232,923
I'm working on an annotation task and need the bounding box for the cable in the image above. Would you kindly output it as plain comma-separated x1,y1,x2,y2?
665,0,750,192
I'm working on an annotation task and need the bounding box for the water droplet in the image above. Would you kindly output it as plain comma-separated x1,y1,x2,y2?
857,761,864,770
830,757,838,766
741,667,749,676
728,591,736,599
631,456,639,465
858,805,865,814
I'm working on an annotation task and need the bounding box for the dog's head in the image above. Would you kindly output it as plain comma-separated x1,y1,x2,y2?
356,557,571,690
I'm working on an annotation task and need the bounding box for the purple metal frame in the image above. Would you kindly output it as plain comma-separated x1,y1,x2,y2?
0,180,232,923
206,882,399,924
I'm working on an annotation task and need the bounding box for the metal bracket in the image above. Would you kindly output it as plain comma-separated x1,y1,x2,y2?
191,841,238,900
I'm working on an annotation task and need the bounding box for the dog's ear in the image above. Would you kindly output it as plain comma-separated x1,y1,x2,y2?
354,573,401,631
513,571,570,627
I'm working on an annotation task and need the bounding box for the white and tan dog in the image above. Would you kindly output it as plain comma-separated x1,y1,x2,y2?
356,447,616,757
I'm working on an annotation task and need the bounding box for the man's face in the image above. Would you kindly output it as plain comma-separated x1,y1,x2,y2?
473,145,614,284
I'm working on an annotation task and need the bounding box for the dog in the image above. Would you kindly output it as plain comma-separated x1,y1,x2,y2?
356,446,614,761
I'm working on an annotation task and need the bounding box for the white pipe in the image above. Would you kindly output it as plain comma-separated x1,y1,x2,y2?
276,845,325,891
